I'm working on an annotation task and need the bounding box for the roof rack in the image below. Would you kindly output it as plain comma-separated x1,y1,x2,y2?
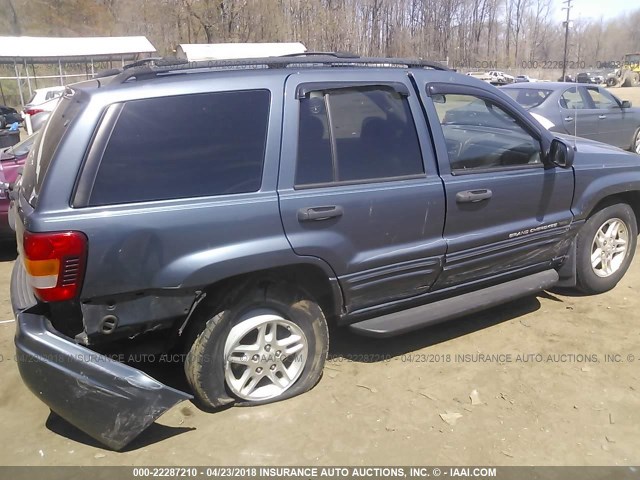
112,53,451,83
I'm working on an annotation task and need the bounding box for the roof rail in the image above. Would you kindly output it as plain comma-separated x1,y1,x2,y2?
112,54,451,83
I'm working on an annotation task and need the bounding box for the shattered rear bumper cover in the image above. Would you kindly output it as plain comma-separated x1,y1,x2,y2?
14,309,192,450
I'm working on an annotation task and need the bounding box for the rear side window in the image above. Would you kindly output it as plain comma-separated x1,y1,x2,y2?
88,90,270,206
503,88,552,109
295,87,423,187
560,87,587,110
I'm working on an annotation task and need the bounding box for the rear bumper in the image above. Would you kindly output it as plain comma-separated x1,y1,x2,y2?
11,261,192,450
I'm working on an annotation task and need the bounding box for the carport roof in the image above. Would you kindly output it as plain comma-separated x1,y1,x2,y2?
176,42,306,61
0,36,156,63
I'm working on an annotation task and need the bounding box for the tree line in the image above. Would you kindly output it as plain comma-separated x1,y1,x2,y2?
0,0,639,70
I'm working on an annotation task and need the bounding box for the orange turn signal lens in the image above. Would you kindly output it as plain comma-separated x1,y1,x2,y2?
24,258,60,277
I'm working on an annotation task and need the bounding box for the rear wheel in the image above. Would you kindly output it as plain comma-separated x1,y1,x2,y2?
184,281,329,408
576,203,637,294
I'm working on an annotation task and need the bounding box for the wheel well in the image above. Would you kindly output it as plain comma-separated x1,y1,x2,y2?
199,264,342,323
588,192,640,227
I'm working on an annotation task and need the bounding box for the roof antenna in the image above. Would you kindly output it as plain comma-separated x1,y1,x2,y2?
573,101,578,151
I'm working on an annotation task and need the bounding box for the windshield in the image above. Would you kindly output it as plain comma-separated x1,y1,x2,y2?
624,54,640,64
503,88,552,109
20,93,84,206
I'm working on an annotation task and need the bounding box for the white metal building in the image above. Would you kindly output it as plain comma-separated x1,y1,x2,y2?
176,42,306,62
0,36,156,106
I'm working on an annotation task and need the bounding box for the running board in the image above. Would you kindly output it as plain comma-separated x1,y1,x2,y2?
348,269,559,338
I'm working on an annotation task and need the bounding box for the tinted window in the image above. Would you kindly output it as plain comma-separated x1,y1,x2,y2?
503,88,552,109
295,87,423,186
560,87,587,109
21,95,83,206
434,94,541,171
89,90,270,206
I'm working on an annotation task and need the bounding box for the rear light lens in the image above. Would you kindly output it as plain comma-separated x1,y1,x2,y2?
22,231,87,302
24,108,44,116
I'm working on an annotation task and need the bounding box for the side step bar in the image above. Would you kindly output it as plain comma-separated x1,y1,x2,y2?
349,269,559,338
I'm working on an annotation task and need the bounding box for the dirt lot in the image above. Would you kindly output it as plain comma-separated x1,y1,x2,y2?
0,89,639,468
0,242,639,467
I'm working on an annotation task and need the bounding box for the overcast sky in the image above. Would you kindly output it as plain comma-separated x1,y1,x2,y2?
552,0,636,22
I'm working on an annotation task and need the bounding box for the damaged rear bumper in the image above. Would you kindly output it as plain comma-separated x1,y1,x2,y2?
14,306,192,450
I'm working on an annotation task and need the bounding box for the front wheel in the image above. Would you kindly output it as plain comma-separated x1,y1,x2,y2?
184,281,329,408
632,128,640,155
576,203,637,294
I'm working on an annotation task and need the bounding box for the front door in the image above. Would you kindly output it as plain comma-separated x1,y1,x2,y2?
277,70,447,313
584,86,635,148
413,78,575,288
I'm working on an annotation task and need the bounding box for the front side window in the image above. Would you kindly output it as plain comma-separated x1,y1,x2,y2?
433,93,541,172
89,90,270,206
585,87,618,108
295,87,424,186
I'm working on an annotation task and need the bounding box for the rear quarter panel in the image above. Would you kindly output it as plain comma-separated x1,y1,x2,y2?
23,72,338,300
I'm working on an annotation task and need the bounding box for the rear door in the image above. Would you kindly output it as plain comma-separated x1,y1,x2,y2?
278,70,446,313
413,77,575,288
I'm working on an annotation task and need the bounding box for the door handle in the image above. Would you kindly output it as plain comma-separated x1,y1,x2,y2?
598,115,607,119
298,205,344,221
564,116,574,122
456,189,492,203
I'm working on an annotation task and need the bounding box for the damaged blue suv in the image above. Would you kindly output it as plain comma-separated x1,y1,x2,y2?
9,55,640,450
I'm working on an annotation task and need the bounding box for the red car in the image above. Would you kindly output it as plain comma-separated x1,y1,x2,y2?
0,133,36,238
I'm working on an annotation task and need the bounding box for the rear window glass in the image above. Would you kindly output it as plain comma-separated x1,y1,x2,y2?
503,88,552,109
88,90,270,206
21,94,83,206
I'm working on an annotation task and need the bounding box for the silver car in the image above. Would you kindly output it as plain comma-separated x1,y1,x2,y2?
501,82,640,153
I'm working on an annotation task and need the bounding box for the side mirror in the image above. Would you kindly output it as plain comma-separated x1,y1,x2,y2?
548,138,574,169
621,100,632,108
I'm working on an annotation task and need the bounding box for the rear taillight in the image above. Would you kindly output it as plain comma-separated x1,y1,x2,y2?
24,108,44,116
23,231,87,302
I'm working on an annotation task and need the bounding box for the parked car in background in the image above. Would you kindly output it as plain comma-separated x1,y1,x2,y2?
0,133,37,237
487,70,514,85
501,82,640,153
515,75,535,83
23,86,65,132
23,86,65,113
576,72,602,84
466,71,491,82
0,105,23,129
558,74,575,82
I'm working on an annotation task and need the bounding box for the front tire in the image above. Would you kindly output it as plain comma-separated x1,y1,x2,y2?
184,281,329,408
632,128,640,155
576,203,637,294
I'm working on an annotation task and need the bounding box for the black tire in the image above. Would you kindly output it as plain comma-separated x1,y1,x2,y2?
631,128,640,155
621,71,635,87
184,280,329,409
606,77,618,87
576,202,637,294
